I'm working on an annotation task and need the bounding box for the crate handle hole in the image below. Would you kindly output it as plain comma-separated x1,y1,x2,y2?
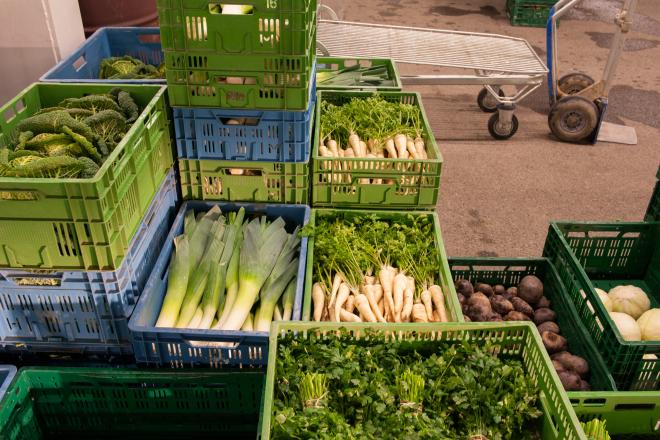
614,403,656,411
217,76,256,85
209,3,255,15
223,168,262,176
72,55,87,71
219,117,260,126
137,33,161,44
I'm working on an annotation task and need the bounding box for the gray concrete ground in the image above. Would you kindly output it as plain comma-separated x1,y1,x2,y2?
322,0,660,257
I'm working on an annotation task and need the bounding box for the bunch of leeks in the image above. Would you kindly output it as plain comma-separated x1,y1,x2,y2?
155,206,300,332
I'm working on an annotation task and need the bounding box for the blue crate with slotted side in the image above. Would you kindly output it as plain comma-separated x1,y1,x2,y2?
128,201,309,368
0,169,178,355
174,86,315,162
41,27,164,83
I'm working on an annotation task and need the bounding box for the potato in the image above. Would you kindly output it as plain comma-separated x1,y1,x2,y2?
558,371,582,391
455,279,474,298
579,380,591,391
457,293,466,305
518,275,544,305
475,283,494,298
506,286,518,297
533,307,557,325
511,297,534,317
504,311,531,321
491,296,514,315
494,284,507,296
541,331,568,354
552,359,566,374
537,296,551,309
556,354,590,378
537,321,561,335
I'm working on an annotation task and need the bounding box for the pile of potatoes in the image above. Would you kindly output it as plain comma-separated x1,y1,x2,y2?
455,275,591,391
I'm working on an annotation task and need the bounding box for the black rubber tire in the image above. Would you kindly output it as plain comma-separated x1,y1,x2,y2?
477,88,505,113
558,73,595,95
548,96,599,143
488,113,519,140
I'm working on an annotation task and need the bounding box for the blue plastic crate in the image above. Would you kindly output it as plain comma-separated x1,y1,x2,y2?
41,27,164,83
0,169,178,355
174,95,315,162
128,201,310,368
0,366,16,403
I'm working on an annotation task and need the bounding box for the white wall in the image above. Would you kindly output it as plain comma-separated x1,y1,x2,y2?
0,0,84,103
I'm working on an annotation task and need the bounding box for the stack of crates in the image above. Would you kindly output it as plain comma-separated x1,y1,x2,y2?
0,81,176,359
160,0,318,205
507,0,557,27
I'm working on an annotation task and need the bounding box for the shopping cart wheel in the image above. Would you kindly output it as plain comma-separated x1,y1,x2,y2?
477,88,505,113
488,112,519,140
558,73,595,95
548,95,599,143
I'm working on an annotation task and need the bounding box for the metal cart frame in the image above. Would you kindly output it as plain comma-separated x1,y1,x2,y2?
315,13,548,140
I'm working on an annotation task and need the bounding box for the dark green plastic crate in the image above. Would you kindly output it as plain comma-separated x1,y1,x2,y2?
301,208,462,322
259,321,587,439
646,180,659,221
449,257,617,392
543,221,660,391
178,158,309,204
164,43,316,110
569,391,660,437
316,57,402,91
312,90,442,209
0,83,173,270
0,367,263,439
507,0,556,27
158,0,317,56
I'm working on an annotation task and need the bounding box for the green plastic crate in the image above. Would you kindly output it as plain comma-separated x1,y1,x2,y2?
164,45,316,110
301,208,463,322
569,391,660,437
0,83,173,270
507,0,556,27
178,158,309,204
311,90,442,209
259,321,587,440
646,180,659,222
543,221,660,391
316,57,402,91
0,367,263,439
449,257,617,392
158,0,317,56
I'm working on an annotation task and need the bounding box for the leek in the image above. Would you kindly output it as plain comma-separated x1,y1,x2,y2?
156,235,190,328
188,306,204,328
175,232,224,327
198,208,245,329
241,312,253,331
184,209,197,239
188,206,222,271
215,234,242,326
254,262,298,331
281,277,297,321
218,217,289,330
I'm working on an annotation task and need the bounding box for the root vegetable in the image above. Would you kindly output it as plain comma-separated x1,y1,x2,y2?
379,266,396,321
348,132,361,156
429,285,448,322
541,331,568,354
312,282,325,322
421,289,434,322
504,311,531,321
491,296,514,315
327,139,339,156
401,279,414,322
518,275,544,305
329,273,343,316
414,136,426,159
355,294,377,322
373,284,383,303
394,134,407,158
537,296,551,309
412,303,429,322
344,294,355,314
340,309,361,322
365,285,386,323
494,285,506,296
558,371,582,391
364,275,376,285
406,139,418,159
378,298,384,316
393,273,408,322
334,283,351,322
511,297,534,317
455,279,474,297
385,138,397,158
475,283,494,298
533,308,557,325
537,321,560,334
507,286,518,297
359,140,368,157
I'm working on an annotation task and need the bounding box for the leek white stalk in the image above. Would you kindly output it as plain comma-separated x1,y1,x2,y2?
218,217,290,331
155,236,191,328
254,265,298,331
281,277,296,321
